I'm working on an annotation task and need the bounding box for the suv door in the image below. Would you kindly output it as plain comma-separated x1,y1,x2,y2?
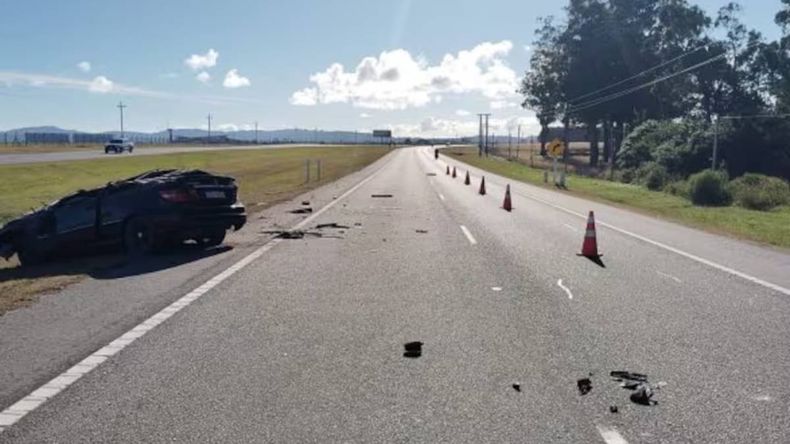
52,193,98,248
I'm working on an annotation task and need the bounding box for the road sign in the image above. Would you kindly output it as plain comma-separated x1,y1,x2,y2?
372,130,392,138
547,138,565,157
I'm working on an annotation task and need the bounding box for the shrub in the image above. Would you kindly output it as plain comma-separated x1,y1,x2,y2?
616,168,636,184
688,169,732,206
636,162,668,191
729,173,790,211
664,180,690,199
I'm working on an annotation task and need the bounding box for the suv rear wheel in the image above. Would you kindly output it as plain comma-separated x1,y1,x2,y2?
124,217,159,256
198,229,226,247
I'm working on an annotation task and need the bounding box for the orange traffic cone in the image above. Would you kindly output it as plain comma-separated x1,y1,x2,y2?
578,211,601,257
502,184,512,211
464,171,471,185
446,165,450,175
479,176,487,195
452,166,457,178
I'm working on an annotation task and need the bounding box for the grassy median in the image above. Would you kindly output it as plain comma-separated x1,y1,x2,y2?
446,147,790,249
0,145,389,314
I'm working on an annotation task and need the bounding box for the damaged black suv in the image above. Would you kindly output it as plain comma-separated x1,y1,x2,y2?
0,169,246,266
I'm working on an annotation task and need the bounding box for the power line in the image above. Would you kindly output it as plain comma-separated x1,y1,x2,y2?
720,113,790,120
568,50,728,113
567,39,765,115
567,42,710,105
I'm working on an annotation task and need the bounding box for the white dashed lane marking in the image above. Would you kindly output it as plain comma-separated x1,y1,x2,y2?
656,271,682,283
597,425,629,444
460,225,477,245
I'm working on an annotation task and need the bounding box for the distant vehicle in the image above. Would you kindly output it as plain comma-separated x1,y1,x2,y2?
105,138,134,154
0,169,247,266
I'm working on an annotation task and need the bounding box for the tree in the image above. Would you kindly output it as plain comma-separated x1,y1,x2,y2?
519,17,565,156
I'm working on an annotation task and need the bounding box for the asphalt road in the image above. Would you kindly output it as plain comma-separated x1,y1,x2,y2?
0,143,322,165
1,146,789,443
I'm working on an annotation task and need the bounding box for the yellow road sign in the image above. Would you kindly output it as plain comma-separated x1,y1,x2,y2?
548,139,565,157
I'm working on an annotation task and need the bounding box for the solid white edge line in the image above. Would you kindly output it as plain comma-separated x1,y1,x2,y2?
557,279,574,299
460,225,477,245
0,151,392,434
484,175,790,297
596,425,629,444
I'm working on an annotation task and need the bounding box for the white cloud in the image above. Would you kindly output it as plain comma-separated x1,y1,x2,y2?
223,69,250,88
89,76,114,93
184,49,219,71
0,70,261,106
160,72,179,79
216,123,254,132
290,40,519,110
523,44,532,53
386,114,540,138
196,71,211,84
217,123,238,131
360,113,371,118
455,109,471,116
490,100,519,109
77,61,91,73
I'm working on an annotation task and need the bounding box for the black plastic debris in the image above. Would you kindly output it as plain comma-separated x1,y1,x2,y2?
610,371,660,406
354,222,362,226
371,194,394,198
577,378,592,395
415,229,429,234
262,230,323,239
630,383,656,405
301,201,310,206
610,405,618,413
289,208,313,214
512,383,521,392
610,371,647,382
403,341,423,358
316,223,351,230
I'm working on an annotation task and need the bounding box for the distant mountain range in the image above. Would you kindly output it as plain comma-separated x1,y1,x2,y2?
0,126,491,145
0,126,395,144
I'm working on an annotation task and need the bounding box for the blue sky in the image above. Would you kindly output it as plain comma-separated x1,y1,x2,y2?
0,0,784,137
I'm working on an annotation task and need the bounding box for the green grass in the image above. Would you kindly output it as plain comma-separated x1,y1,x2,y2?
0,145,389,224
446,147,790,249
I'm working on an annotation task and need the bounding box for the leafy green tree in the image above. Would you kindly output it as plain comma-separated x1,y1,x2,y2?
519,17,565,156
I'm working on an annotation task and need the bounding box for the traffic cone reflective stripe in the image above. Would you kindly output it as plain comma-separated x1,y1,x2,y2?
452,167,457,178
464,171,471,185
479,176,487,195
579,211,600,257
502,184,512,212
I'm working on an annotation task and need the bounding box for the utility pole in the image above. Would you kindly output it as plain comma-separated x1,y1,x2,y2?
517,124,521,160
207,113,212,143
117,102,127,138
482,113,491,156
712,114,719,170
477,114,484,156
254,121,259,144
508,129,512,159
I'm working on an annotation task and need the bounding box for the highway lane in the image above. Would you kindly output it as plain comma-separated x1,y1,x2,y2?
0,143,323,165
2,147,789,442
